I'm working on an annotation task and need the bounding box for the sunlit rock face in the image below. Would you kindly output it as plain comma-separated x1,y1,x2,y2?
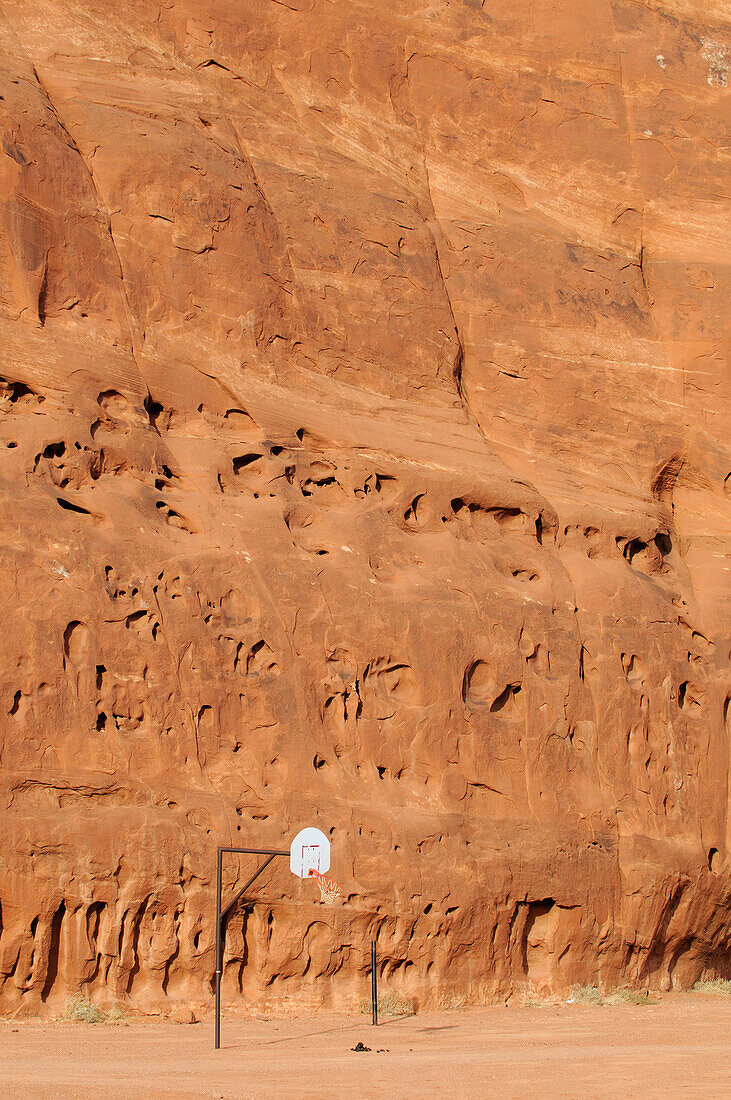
0,1,728,1016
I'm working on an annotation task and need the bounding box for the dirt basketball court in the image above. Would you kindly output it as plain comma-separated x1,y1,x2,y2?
1,994,729,1099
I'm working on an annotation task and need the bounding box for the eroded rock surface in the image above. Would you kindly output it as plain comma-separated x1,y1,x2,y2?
0,1,728,1015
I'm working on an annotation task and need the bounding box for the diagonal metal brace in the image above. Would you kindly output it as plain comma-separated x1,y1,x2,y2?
221,854,276,923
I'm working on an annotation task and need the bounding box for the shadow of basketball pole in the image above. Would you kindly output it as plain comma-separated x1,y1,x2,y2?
258,1010,416,1049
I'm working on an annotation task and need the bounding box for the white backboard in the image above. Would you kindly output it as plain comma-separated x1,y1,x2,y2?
290,827,330,878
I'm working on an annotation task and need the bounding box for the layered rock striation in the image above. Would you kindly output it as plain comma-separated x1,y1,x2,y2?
0,1,729,1015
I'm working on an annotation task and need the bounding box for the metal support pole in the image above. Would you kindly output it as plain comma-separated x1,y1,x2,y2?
214,846,288,1051
371,939,378,1026
214,847,222,1050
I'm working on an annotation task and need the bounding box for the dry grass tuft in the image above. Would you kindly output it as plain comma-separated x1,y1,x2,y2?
603,989,659,1006
359,991,414,1017
692,978,731,995
565,985,602,1004
523,985,659,1008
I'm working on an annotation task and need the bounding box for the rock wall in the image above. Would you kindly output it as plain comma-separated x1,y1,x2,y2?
0,0,728,1016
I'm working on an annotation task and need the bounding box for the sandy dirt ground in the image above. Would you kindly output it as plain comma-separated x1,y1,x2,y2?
1,995,729,1099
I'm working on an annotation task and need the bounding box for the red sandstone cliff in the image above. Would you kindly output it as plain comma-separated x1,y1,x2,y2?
0,0,728,1016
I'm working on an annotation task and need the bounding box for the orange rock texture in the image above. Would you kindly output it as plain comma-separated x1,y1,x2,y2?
0,1,729,1016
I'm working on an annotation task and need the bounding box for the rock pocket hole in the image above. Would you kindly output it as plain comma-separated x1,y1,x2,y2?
57,497,93,516
462,659,491,705
63,621,90,668
621,653,646,690
490,683,521,714
233,453,262,473
403,493,425,528
678,681,702,711
144,395,164,429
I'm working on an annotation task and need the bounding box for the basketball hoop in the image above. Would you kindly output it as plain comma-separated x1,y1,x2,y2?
289,826,341,900
308,868,343,903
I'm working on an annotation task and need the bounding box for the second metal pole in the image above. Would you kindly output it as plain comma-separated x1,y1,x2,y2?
371,939,377,1026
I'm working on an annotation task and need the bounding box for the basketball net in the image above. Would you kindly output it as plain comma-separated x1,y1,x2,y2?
308,868,343,903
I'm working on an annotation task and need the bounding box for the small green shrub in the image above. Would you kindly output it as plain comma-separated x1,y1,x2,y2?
61,994,124,1023
692,978,731,995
